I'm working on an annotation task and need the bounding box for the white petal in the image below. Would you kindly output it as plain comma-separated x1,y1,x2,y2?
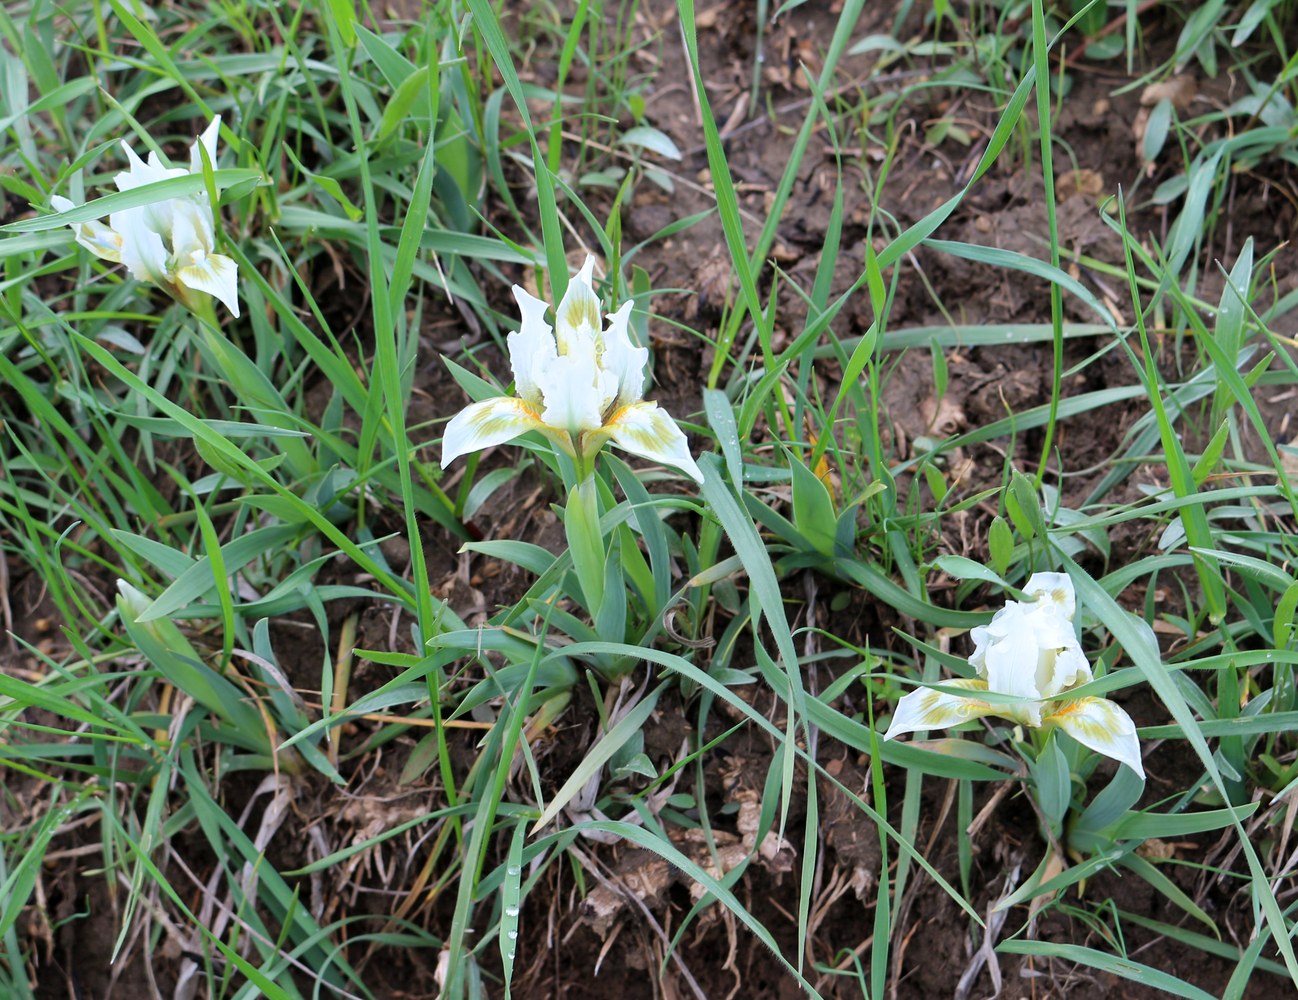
114,209,169,285
968,623,991,676
883,678,997,740
115,141,152,189
600,300,648,409
534,343,604,435
979,602,1047,718
440,397,545,468
115,141,184,192
177,251,240,318
1021,601,1092,698
1037,638,1092,699
603,401,703,482
1046,697,1144,778
1026,601,1076,647
507,284,556,410
554,256,601,356
169,200,216,257
1024,572,1075,620
54,195,124,263
189,116,222,174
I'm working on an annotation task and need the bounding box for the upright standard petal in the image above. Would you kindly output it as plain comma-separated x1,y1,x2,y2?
534,345,605,436
115,140,185,192
441,397,545,468
113,209,169,285
976,603,1048,722
52,195,123,263
1024,572,1076,620
169,199,216,257
968,623,992,673
1046,697,1144,778
189,116,222,175
602,401,703,482
554,256,602,355
883,678,999,740
507,284,556,411
600,300,648,409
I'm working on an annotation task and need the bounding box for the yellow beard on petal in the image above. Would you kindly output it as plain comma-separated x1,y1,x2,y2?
1045,699,1112,744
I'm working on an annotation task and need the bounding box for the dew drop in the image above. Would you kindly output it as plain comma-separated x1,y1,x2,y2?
508,949,516,961
505,905,520,918
507,930,519,941
506,865,521,877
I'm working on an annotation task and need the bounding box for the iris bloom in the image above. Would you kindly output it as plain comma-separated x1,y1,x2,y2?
52,117,240,318
884,573,1144,777
440,256,702,482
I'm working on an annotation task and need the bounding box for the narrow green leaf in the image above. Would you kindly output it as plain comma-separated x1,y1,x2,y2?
532,686,662,833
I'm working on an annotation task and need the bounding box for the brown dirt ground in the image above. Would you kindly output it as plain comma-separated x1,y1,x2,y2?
9,1,1298,998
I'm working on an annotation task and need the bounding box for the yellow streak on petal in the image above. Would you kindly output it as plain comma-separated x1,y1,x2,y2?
464,399,543,436
77,224,124,262
441,396,549,468
1045,697,1144,777
883,678,998,740
916,688,992,726
1047,698,1112,737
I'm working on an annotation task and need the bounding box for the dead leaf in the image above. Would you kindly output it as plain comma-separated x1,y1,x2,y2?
1059,168,1105,202
1140,75,1197,109
1027,846,1068,929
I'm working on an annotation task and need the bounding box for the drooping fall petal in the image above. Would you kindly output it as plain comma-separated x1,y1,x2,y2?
176,251,241,318
51,195,123,263
440,396,546,468
1045,696,1144,778
883,678,1000,741
603,401,704,482
167,205,239,316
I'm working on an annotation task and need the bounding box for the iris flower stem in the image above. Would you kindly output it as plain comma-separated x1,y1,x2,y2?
192,294,220,333
564,472,606,618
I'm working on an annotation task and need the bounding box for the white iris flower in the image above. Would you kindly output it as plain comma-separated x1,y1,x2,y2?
441,256,702,482
51,117,240,318
884,573,1144,777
